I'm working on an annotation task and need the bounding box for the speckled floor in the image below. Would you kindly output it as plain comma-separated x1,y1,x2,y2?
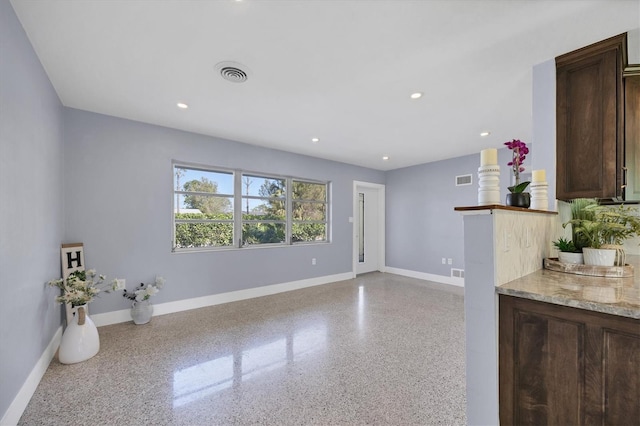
19,273,466,425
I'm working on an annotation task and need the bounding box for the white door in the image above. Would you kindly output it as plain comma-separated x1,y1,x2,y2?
355,185,380,275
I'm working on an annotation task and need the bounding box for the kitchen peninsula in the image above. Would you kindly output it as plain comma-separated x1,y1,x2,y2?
456,205,640,425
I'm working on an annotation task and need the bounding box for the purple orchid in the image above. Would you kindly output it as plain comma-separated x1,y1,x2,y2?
504,139,530,193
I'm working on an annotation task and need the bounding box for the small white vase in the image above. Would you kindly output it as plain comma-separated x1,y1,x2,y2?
582,247,616,266
58,305,100,364
558,252,584,264
131,299,153,325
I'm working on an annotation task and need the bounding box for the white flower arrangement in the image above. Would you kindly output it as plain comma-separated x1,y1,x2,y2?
123,276,165,302
48,269,117,307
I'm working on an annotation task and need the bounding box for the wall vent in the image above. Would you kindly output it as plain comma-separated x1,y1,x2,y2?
451,268,465,278
456,174,472,186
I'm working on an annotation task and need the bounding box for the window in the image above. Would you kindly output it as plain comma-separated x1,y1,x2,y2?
173,163,330,251
241,175,286,246
292,180,328,243
173,166,234,249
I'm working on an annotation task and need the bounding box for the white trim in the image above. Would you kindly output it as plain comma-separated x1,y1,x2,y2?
385,267,465,288
1,326,62,426
352,181,386,277
92,272,353,327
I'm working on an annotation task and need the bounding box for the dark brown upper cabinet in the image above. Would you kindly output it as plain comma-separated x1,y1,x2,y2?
556,34,626,201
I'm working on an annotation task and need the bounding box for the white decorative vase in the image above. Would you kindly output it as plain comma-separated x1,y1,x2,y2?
558,252,584,264
478,165,501,205
582,248,616,266
131,300,153,325
58,305,100,364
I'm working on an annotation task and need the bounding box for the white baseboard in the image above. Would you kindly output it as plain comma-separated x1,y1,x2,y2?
385,267,465,287
1,326,62,426
92,272,353,327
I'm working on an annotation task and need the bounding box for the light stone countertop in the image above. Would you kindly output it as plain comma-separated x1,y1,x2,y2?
497,255,640,319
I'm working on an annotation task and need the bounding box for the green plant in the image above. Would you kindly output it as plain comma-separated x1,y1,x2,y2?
564,204,640,249
552,237,579,253
569,198,598,221
566,198,599,250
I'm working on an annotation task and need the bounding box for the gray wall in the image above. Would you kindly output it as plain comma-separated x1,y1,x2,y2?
0,0,64,418
63,108,385,315
385,150,512,276
532,58,556,209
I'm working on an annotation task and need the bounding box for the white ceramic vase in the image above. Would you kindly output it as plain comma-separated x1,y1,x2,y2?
558,252,584,264
131,299,153,325
58,305,100,364
582,247,616,266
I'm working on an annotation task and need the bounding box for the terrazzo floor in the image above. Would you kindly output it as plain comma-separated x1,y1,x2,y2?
19,273,466,425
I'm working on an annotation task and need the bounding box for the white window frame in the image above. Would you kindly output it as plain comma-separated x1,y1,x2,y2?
172,163,236,251
291,179,330,244
172,161,330,252
239,172,288,247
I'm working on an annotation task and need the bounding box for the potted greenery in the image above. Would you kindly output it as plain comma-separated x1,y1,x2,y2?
563,203,640,266
552,237,583,264
568,198,598,251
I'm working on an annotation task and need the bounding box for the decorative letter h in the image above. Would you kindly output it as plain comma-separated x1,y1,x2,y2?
66,251,82,269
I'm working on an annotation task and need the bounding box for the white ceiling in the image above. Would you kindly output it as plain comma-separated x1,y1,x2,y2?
9,0,640,171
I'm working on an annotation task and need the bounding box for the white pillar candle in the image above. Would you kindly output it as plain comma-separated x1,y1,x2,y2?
532,169,546,182
480,148,497,166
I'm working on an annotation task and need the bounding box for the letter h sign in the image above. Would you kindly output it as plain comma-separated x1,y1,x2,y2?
60,243,85,279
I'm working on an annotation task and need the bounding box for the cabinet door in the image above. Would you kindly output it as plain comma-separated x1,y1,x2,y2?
602,328,640,425
499,296,585,425
499,295,640,425
556,34,624,201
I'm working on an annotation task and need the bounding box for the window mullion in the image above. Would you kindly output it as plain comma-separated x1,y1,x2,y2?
234,172,242,247
326,182,331,241
286,177,292,245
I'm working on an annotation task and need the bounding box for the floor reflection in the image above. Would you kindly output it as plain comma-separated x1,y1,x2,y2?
173,355,234,407
358,285,365,333
173,323,327,407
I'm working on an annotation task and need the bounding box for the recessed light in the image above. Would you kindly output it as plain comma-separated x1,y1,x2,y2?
410,92,423,99
480,131,490,137
382,156,389,161
311,138,319,143
177,102,189,109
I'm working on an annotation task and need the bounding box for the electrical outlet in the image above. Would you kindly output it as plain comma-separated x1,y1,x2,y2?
312,258,316,265
115,278,126,290
447,258,452,265
442,258,446,264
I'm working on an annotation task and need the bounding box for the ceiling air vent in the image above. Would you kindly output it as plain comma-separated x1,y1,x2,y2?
216,61,250,83
456,174,472,186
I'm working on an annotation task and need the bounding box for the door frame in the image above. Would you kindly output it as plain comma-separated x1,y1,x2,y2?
352,181,386,277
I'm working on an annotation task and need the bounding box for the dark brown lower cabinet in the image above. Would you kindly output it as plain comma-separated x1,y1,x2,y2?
499,295,640,425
